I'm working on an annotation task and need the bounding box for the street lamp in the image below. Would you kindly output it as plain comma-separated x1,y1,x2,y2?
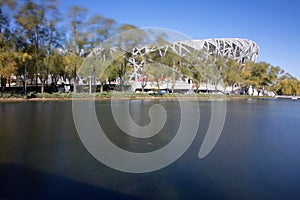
22,53,32,95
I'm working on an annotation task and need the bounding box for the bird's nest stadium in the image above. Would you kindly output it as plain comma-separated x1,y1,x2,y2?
80,29,259,93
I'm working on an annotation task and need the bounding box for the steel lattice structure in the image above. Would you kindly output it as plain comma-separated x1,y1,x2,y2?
83,38,259,85
126,38,259,82
193,38,259,62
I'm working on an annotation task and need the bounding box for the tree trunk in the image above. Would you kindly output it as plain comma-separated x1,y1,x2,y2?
156,80,160,93
100,82,103,93
0,76,6,94
23,79,26,95
0,76,2,93
73,66,77,93
89,76,92,94
51,74,55,85
73,81,77,93
224,84,227,93
120,77,123,92
24,64,27,95
244,86,249,95
55,76,59,85
35,73,38,89
141,79,147,93
172,81,175,93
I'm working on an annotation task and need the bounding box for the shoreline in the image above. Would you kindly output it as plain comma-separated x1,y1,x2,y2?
0,95,274,102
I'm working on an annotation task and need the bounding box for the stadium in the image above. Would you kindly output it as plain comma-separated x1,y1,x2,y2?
84,37,259,94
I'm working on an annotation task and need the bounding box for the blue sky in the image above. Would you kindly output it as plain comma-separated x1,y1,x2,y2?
60,0,300,78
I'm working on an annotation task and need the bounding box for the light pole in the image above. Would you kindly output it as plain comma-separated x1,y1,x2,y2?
22,53,31,95
89,75,92,94
24,62,27,95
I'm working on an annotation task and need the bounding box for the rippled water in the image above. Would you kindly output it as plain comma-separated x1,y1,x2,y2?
1,98,300,199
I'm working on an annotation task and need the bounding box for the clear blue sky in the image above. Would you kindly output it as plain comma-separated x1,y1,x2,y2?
61,0,300,78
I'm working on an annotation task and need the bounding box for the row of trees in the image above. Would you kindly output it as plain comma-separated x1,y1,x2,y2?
0,0,137,93
216,59,300,95
1,0,300,95
134,50,300,96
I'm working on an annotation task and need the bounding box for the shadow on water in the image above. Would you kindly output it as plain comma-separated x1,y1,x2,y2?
0,163,140,200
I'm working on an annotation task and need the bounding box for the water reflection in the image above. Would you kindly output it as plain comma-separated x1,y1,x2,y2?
0,99,300,199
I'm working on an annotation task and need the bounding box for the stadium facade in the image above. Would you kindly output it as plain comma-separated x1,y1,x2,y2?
125,38,259,92
80,37,260,93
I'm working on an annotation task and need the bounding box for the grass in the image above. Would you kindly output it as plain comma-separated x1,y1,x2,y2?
0,91,273,101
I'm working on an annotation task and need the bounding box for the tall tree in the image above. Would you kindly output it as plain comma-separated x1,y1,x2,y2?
223,59,242,93
0,0,16,33
87,14,116,50
111,24,143,91
65,5,88,92
43,0,63,87
261,65,282,95
14,0,62,93
274,73,300,95
0,48,18,92
0,0,17,92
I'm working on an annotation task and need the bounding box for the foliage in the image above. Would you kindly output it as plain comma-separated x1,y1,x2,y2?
274,74,300,95
0,0,299,96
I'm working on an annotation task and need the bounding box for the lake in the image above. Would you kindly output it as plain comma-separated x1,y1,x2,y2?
1,98,300,199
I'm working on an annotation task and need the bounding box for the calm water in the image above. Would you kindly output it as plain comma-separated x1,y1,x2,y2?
1,98,300,199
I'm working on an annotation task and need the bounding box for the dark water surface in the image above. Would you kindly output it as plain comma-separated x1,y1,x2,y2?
1,99,300,199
